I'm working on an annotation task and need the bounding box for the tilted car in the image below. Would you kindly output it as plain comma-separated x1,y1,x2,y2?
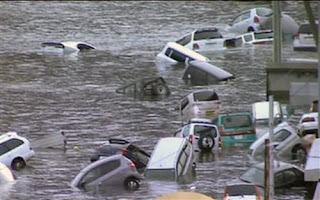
42,41,95,53
175,27,241,52
90,138,150,173
236,30,273,45
0,132,35,170
293,23,317,52
174,118,221,152
227,7,273,34
71,154,142,190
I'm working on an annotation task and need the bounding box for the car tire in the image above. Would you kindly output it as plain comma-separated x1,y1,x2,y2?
152,83,169,95
198,134,215,152
11,158,26,171
247,27,254,32
291,145,307,163
124,177,140,190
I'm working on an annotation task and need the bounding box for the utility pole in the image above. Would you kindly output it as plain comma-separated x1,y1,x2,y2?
273,1,282,63
318,1,320,139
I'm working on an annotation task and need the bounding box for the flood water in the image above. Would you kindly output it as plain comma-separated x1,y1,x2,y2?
0,1,318,200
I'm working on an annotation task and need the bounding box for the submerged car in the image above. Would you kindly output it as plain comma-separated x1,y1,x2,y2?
175,27,241,52
71,154,142,190
297,112,318,137
228,7,273,34
213,112,256,144
0,162,15,185
145,137,195,182
0,132,35,170
249,122,306,162
223,183,262,200
293,23,317,52
156,42,209,64
115,77,170,96
42,41,95,53
174,118,221,152
182,60,234,85
239,161,305,189
90,138,150,173
178,89,221,123
236,30,273,45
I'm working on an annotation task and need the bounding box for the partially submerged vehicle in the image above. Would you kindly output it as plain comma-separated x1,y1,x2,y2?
115,77,170,96
0,162,15,185
175,27,241,52
71,154,142,191
213,112,256,144
174,118,221,152
236,30,273,45
41,41,95,53
293,23,317,52
156,42,209,64
178,89,222,123
223,183,262,200
145,137,195,182
182,60,235,85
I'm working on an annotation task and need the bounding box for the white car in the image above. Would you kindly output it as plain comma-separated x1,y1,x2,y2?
156,42,209,64
175,27,241,52
293,23,317,52
178,89,221,123
0,132,35,170
223,183,262,200
236,30,273,45
174,118,221,152
249,122,306,162
0,162,15,185
297,112,318,137
228,7,273,34
41,41,96,53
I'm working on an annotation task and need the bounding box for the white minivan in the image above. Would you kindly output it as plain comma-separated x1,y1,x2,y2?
145,137,195,182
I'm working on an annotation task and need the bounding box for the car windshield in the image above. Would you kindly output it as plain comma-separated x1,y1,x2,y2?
194,30,222,41
256,8,273,17
221,115,252,129
226,185,257,196
193,91,219,101
239,167,264,187
194,125,217,137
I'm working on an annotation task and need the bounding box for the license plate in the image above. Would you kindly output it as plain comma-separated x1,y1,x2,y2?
234,135,243,140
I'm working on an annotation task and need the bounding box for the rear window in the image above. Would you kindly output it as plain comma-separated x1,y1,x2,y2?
221,115,252,129
298,24,318,34
194,30,222,41
244,34,253,42
193,91,219,101
176,34,192,46
194,125,217,137
255,32,273,40
256,8,273,17
226,184,257,196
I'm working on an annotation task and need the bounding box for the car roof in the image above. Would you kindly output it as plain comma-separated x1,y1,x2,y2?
0,132,25,142
254,160,302,172
81,154,127,172
147,137,187,169
165,42,209,62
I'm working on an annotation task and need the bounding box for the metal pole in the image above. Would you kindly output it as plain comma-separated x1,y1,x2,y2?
264,138,270,200
268,95,274,199
273,1,281,63
304,1,319,46
318,1,320,139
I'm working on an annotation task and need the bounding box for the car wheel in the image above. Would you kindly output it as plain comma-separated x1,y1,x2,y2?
124,177,140,190
152,83,169,95
247,27,254,32
11,158,26,171
292,145,307,163
198,134,215,152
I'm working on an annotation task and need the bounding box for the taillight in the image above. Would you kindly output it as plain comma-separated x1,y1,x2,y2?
193,43,200,50
302,117,316,123
254,16,259,23
188,135,194,144
256,194,261,200
219,137,222,148
121,149,128,155
294,34,300,40
254,41,266,45
223,194,228,200
128,161,135,168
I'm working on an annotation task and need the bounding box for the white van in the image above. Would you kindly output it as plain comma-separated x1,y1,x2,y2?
145,137,195,181
156,42,209,64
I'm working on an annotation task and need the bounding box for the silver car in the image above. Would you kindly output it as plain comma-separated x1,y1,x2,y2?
71,154,142,190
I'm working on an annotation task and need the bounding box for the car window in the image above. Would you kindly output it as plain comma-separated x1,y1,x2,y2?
239,167,264,187
79,159,121,187
255,32,273,40
194,125,217,137
181,125,191,137
221,115,252,129
226,185,257,196
170,49,188,62
298,24,318,34
4,139,24,150
0,145,10,156
193,91,219,101
145,169,176,181
194,30,222,41
232,15,242,25
274,129,291,142
241,11,250,20
180,97,189,111
256,8,273,17
176,34,192,46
